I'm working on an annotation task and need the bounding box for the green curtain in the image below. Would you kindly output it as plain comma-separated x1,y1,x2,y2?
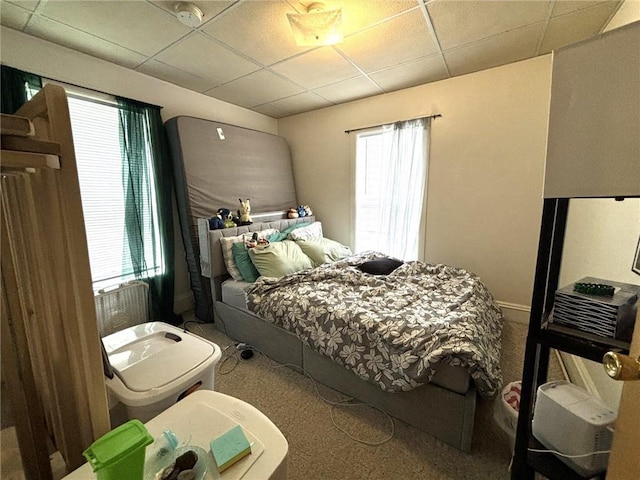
1,65,42,114
117,98,179,324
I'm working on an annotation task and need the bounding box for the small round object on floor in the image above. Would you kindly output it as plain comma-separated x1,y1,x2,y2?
240,349,254,360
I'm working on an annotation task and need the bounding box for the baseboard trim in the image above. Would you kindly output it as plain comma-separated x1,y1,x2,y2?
497,301,531,325
174,292,194,315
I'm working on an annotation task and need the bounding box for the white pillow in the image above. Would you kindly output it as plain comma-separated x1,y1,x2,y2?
287,222,323,241
220,229,278,281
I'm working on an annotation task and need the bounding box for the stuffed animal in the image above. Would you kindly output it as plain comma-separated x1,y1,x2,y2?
224,215,236,229
303,205,313,216
217,208,236,228
296,205,307,217
209,212,225,230
287,207,299,219
238,198,252,225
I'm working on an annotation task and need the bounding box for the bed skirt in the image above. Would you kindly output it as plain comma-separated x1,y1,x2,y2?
213,301,477,451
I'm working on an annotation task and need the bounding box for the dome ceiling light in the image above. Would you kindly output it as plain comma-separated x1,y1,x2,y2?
287,2,343,47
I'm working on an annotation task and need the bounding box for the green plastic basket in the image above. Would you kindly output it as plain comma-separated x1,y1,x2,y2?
83,419,153,480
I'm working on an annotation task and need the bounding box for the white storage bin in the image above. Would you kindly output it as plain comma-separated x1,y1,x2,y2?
103,322,221,425
494,380,521,452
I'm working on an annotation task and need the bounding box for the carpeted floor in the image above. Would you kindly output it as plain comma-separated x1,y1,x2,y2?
186,316,564,480
0,317,562,480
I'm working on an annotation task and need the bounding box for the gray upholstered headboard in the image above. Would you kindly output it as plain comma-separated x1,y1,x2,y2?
165,115,300,322
198,216,316,280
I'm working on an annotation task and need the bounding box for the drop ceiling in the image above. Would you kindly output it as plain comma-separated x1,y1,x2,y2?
0,0,623,118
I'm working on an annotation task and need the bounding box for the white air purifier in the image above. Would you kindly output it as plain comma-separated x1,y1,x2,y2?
532,381,616,477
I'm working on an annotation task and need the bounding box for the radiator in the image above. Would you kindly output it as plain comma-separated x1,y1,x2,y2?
95,280,150,337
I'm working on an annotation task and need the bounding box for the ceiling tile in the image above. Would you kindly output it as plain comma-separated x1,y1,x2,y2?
271,47,361,90
154,32,260,87
313,75,383,104
336,9,439,73
37,0,191,56
369,55,450,92
268,91,333,115
136,59,216,92
540,2,620,53
204,69,305,108
551,0,620,17
339,0,418,36
5,0,39,12
149,0,234,25
445,23,544,77
202,0,308,66
428,0,551,50
24,14,147,69
252,103,290,118
0,2,32,30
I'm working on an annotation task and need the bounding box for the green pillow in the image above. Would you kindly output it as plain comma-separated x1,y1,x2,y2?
248,240,314,278
232,242,260,282
296,238,352,265
267,222,311,243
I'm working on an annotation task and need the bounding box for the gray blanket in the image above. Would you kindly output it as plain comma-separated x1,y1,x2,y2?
246,252,503,396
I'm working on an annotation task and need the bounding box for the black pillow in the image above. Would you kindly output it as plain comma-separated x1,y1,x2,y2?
357,258,403,275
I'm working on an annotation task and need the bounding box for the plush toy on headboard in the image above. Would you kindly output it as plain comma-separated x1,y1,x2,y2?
238,198,252,225
209,210,225,230
290,205,312,219
212,208,237,229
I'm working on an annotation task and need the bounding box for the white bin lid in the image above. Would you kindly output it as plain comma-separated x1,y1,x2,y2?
104,322,216,393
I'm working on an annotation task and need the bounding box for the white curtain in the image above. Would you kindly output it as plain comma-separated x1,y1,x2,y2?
378,117,430,260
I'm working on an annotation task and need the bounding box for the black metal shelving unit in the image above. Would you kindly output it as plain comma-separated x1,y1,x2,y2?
510,197,631,480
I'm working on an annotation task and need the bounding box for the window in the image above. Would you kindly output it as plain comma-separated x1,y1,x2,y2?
71,96,161,289
354,118,430,261
2,66,175,319
53,85,163,291
355,128,391,253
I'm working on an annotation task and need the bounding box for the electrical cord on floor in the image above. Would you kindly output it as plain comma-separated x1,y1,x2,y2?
182,319,207,336
229,342,396,446
217,345,240,375
183,307,395,445
528,448,611,458
181,313,240,375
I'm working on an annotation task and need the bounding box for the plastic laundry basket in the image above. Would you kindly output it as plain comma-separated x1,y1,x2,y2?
83,419,153,480
494,381,521,452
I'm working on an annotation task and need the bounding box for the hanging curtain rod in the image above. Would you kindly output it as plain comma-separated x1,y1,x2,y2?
344,113,442,134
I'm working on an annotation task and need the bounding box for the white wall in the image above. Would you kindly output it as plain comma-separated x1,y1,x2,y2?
0,27,277,313
279,56,553,321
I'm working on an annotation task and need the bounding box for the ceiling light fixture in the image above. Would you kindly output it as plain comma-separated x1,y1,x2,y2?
174,2,203,28
287,2,343,47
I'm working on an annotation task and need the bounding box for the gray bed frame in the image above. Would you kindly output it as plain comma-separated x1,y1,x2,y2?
196,214,477,452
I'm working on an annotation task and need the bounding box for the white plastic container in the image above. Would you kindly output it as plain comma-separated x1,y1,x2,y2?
494,380,521,452
102,322,221,424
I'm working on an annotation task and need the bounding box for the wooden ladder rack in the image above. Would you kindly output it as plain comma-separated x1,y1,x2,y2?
1,85,110,479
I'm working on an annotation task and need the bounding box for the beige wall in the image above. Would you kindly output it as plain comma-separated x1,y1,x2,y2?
0,29,277,134
279,56,552,317
0,27,277,313
605,0,640,32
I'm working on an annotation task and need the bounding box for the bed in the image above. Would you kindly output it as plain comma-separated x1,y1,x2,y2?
166,115,504,452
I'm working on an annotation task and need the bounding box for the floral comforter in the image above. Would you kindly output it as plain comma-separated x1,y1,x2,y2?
246,252,503,396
